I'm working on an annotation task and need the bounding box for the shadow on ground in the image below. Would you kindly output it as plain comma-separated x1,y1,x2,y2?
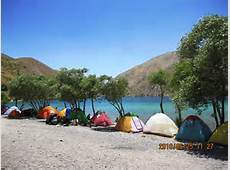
186,145,228,161
91,126,117,132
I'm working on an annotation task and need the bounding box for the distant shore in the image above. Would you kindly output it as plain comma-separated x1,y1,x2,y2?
1,118,228,169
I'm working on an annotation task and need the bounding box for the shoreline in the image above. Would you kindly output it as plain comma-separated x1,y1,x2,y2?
1,118,228,169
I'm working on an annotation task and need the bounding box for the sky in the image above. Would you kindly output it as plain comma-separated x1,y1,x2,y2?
2,0,228,77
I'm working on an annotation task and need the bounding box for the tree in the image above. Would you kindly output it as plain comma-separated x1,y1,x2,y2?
148,70,168,113
1,84,8,92
168,62,192,126
102,77,128,117
1,92,10,105
56,68,88,110
9,74,56,113
80,75,98,113
176,15,227,127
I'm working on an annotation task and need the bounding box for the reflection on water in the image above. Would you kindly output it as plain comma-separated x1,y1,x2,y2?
7,96,228,131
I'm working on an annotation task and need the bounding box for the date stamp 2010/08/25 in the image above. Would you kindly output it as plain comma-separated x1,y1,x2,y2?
159,143,214,150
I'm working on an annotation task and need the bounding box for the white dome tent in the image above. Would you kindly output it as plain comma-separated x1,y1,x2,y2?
143,113,178,137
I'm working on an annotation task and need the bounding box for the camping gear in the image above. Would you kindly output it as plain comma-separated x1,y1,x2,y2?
4,106,21,119
37,106,59,119
76,111,89,125
208,122,228,146
65,108,88,125
115,116,144,133
124,112,139,117
1,105,8,114
4,106,21,115
59,108,66,118
21,108,36,117
66,110,78,120
176,115,212,142
143,113,178,137
46,114,59,125
91,112,112,126
58,108,71,118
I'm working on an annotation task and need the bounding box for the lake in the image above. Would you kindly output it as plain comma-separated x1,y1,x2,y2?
7,96,228,131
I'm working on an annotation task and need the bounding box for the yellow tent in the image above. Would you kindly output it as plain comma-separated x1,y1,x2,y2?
208,122,228,146
115,116,144,133
58,108,66,118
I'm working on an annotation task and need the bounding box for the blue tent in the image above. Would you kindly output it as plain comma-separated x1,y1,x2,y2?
175,115,212,142
65,108,72,120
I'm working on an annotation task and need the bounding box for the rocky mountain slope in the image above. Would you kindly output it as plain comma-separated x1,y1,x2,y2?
117,51,179,96
1,53,56,85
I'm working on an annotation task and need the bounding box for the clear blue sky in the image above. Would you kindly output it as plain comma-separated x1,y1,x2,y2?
2,0,227,77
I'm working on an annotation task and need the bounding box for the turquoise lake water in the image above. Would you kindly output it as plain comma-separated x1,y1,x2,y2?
7,96,228,131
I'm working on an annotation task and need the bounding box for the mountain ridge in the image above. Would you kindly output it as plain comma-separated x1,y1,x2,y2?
117,51,179,96
1,53,57,85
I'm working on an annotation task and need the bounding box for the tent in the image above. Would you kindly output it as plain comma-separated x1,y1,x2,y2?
76,111,89,125
5,106,21,119
143,113,178,137
1,105,8,115
91,113,112,126
175,115,212,142
208,122,228,146
66,111,78,120
4,106,21,115
37,106,59,119
58,108,71,118
124,112,139,117
46,114,59,125
115,116,144,133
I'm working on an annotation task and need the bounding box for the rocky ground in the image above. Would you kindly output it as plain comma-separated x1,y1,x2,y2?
1,118,228,169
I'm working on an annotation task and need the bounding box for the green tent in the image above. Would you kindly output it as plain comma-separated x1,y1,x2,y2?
76,111,89,125
69,111,78,120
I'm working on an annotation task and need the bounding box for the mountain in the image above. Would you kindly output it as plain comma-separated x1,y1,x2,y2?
117,51,179,96
1,53,57,85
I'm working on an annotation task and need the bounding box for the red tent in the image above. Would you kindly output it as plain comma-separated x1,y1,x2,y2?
91,113,112,126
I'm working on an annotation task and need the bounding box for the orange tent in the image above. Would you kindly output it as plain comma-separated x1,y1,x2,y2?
8,110,21,119
37,106,59,119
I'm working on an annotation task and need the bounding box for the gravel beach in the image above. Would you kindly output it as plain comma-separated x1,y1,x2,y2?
1,118,228,169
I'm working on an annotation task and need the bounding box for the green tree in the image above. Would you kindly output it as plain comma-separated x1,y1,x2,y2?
9,74,55,113
1,92,10,105
102,77,128,117
148,70,168,113
56,68,88,110
168,62,192,126
1,84,8,92
176,15,227,127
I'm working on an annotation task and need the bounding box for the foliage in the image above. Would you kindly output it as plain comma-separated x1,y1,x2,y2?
9,74,56,112
102,77,128,117
1,84,8,91
148,70,168,113
176,15,227,127
56,68,88,109
1,92,10,105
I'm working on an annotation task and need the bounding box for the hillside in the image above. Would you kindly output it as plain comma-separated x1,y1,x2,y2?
117,51,179,96
1,53,57,85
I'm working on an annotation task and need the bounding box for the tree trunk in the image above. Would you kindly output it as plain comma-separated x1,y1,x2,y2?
160,93,164,113
15,99,18,107
175,103,182,122
83,99,86,113
211,100,219,128
215,100,222,124
74,99,77,109
221,97,225,124
78,101,81,109
91,98,95,115
120,99,125,115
